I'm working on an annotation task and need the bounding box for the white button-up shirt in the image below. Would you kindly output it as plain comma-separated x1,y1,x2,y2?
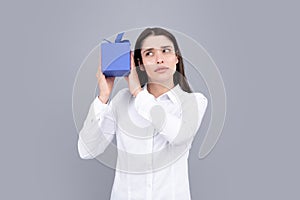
78,84,208,200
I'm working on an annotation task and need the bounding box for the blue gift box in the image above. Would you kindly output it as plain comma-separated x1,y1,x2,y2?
101,33,131,77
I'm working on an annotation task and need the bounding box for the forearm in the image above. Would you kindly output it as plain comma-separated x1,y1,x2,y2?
134,90,208,146
78,97,116,159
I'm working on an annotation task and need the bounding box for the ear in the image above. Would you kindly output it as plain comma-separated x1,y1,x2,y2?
139,65,145,71
137,58,145,71
175,55,179,64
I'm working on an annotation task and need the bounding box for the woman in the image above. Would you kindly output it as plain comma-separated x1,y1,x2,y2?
78,27,208,200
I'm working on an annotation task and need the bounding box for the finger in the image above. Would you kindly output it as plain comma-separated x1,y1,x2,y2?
98,51,102,73
130,51,135,70
96,67,102,78
99,50,102,68
96,67,100,78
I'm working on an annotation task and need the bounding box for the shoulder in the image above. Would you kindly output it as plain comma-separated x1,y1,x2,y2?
192,92,208,113
177,87,207,104
182,92,208,121
193,92,208,104
178,89,208,111
189,92,207,105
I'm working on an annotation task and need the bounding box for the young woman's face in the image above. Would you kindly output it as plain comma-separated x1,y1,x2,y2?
140,35,178,85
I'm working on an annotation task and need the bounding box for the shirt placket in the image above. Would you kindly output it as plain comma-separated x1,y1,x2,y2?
146,127,155,200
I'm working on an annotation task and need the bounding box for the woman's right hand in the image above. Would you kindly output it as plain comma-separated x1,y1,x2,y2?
96,64,115,104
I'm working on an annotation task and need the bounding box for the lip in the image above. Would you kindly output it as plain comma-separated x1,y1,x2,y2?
155,66,169,72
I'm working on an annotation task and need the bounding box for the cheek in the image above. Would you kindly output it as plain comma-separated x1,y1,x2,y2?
142,58,155,66
142,59,156,70
140,63,152,74
173,56,179,64
166,55,178,64
169,57,178,69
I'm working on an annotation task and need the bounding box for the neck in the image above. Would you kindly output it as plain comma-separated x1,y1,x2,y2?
147,80,175,98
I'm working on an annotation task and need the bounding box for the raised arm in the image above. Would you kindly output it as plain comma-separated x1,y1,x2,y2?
78,97,116,159
134,90,208,147
78,61,116,159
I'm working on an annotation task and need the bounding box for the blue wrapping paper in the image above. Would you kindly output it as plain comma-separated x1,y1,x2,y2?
101,32,131,77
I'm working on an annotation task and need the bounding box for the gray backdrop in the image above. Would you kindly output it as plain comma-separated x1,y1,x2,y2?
1,0,299,199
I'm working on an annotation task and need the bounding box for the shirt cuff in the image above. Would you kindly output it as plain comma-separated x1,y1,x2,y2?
93,96,109,115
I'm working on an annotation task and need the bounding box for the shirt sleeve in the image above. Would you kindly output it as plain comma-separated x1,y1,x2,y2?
78,96,116,159
135,90,208,146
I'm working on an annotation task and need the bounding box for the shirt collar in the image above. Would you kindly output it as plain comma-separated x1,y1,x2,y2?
142,83,182,106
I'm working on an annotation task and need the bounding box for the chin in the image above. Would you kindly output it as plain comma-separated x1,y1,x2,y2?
149,77,174,86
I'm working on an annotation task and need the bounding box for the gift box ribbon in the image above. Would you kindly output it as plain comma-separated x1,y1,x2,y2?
103,32,130,44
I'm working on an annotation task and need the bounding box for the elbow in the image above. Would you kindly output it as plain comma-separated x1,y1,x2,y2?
78,149,94,160
77,140,98,159
78,146,93,160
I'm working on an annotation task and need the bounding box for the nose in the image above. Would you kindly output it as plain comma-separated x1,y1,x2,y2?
156,50,164,64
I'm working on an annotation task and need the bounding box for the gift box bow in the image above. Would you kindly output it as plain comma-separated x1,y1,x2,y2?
103,32,130,44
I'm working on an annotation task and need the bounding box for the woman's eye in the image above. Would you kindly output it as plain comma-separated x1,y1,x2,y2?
145,51,153,56
163,48,171,53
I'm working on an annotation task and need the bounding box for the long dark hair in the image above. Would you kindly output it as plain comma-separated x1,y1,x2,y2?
133,27,192,93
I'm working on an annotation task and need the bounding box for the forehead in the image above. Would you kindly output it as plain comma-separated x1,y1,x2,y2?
141,35,174,49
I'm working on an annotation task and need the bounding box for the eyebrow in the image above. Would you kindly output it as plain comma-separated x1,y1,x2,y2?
142,48,154,54
161,45,173,49
141,46,173,54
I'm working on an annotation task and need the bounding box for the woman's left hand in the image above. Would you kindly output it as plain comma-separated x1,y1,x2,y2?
124,52,142,97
